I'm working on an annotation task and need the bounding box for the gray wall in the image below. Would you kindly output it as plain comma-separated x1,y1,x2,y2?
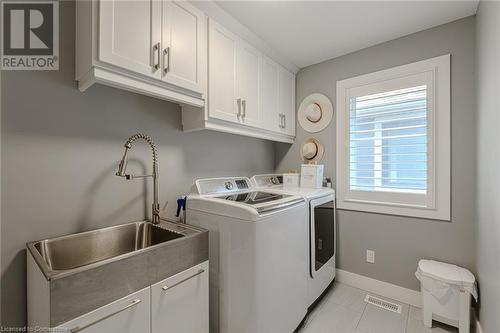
476,2,500,331
276,17,476,291
0,1,274,327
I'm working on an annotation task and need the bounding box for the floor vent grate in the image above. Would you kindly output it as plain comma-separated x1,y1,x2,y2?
364,295,402,314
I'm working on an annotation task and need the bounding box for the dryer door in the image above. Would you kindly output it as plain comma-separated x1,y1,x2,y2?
310,196,336,278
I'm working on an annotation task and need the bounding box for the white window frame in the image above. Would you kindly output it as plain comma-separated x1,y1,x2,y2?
336,55,450,220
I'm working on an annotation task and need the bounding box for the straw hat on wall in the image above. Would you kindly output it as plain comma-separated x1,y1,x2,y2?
301,138,324,163
297,93,333,133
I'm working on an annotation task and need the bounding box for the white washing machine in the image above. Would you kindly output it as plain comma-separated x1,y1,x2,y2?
186,177,309,333
252,174,337,309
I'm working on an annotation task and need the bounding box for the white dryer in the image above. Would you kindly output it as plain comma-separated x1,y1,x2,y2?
252,174,337,309
186,177,309,333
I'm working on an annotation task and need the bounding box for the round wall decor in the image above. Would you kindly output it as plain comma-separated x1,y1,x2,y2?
301,138,324,163
298,93,334,133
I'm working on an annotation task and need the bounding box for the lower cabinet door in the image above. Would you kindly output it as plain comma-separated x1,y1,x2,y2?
151,261,209,333
57,287,150,333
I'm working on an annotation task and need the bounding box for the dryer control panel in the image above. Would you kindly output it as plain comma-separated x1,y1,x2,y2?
251,174,284,188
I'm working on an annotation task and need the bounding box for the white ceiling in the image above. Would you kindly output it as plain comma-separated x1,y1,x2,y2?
216,1,479,68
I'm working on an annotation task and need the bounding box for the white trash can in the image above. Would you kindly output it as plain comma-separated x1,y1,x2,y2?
415,260,477,333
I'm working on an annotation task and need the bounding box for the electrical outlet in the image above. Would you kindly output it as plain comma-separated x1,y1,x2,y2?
366,250,375,264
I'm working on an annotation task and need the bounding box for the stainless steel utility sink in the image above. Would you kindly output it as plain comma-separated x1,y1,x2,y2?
27,220,201,279
32,222,183,271
27,220,208,326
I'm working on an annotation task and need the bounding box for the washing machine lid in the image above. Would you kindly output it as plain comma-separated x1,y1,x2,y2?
216,191,289,205
213,191,304,214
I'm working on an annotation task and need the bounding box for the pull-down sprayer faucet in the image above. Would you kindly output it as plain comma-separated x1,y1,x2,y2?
116,133,160,224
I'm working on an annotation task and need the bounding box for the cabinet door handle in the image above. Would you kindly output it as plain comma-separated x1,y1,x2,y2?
152,42,160,71
69,299,142,333
162,269,205,291
237,98,242,119
242,100,246,118
163,47,170,75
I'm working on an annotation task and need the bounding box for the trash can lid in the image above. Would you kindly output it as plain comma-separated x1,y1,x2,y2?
417,259,475,287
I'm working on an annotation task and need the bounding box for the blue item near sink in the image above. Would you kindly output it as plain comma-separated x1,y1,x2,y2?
176,197,187,217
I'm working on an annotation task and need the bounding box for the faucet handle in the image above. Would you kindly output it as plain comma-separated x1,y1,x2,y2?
117,173,152,180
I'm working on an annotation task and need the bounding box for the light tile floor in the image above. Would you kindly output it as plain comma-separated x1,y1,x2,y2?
300,282,459,333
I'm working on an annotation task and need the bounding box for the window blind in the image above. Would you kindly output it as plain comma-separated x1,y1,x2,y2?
349,85,428,194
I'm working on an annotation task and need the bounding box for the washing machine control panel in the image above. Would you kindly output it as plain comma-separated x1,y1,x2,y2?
195,177,252,195
235,179,249,189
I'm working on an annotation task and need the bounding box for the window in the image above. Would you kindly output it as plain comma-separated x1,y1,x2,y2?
336,55,450,220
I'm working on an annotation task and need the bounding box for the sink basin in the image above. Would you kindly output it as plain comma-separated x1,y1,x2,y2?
32,222,183,271
27,220,203,279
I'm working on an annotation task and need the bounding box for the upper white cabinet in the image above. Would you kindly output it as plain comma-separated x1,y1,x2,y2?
279,67,296,136
207,20,262,127
262,56,281,132
255,56,296,137
162,1,206,94
183,17,296,143
76,0,207,107
238,40,262,127
98,0,162,80
77,1,296,142
207,20,240,124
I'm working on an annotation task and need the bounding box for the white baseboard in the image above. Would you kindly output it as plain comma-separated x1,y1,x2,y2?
336,269,422,308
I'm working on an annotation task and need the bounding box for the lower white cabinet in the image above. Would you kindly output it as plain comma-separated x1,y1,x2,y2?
55,261,209,333
56,287,151,333
151,262,209,333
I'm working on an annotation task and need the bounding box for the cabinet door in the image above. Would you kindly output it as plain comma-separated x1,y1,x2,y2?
99,0,162,79
238,40,262,128
151,261,209,333
162,1,206,94
279,67,296,136
57,287,150,333
208,20,240,123
262,57,280,132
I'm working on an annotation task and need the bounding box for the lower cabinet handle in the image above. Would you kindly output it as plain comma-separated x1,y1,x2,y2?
69,299,142,333
162,269,205,291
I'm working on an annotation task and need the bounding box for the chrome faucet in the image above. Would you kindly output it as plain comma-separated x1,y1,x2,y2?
116,133,160,224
